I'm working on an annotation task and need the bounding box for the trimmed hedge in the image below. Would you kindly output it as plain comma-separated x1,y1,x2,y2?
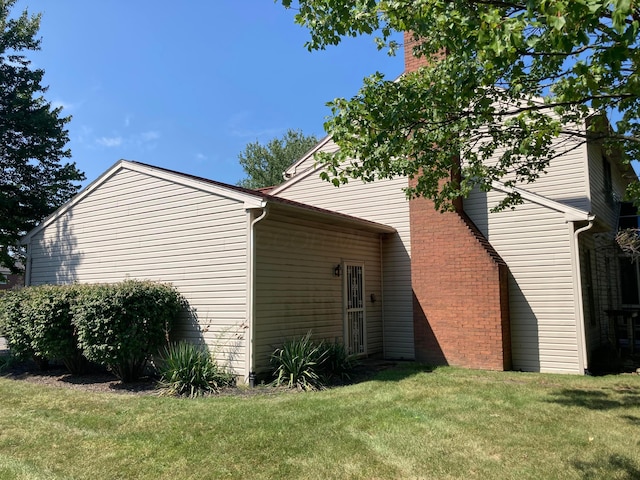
72,280,182,382
0,280,183,382
0,288,32,360
23,285,86,373
1,286,82,371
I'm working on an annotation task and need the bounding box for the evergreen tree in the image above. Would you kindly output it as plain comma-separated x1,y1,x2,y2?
0,0,84,273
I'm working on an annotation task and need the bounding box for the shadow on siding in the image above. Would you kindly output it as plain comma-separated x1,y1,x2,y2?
33,209,84,284
508,275,541,372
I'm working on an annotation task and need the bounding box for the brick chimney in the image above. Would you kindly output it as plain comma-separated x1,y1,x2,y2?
405,32,512,370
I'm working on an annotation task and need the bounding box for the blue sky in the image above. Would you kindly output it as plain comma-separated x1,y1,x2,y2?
14,1,403,186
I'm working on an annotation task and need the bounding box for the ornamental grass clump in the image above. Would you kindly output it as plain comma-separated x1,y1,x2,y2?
322,340,356,382
270,331,355,391
157,341,235,397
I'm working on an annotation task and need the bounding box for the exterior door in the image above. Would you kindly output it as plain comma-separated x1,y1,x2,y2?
344,262,366,356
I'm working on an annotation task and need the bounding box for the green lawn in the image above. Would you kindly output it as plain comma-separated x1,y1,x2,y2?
0,365,638,479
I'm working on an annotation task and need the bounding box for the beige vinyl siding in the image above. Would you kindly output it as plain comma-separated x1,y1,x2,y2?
471,134,590,212
587,143,630,230
583,144,633,363
253,211,383,372
27,167,250,375
465,188,581,373
522,135,589,211
275,174,414,359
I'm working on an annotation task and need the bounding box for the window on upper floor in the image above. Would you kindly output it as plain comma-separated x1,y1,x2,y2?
619,202,639,230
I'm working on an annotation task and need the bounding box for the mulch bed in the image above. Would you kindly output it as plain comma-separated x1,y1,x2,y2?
0,358,396,397
1,361,158,396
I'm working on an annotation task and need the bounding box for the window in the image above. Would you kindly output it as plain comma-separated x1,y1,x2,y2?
618,202,639,230
620,257,640,305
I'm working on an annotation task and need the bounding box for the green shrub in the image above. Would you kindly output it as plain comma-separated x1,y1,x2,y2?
0,290,7,336
0,288,34,361
0,285,88,373
157,341,235,397
72,280,183,382
23,285,88,374
270,331,329,391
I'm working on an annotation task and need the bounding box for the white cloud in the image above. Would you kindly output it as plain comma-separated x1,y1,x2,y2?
195,153,207,161
51,99,74,111
124,114,132,128
92,129,160,150
227,111,283,139
140,131,160,142
96,136,123,147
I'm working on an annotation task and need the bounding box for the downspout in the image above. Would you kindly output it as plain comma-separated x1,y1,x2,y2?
380,235,386,359
569,218,595,375
247,205,269,387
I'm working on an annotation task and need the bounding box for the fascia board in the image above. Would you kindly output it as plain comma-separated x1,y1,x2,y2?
124,161,265,208
275,135,335,194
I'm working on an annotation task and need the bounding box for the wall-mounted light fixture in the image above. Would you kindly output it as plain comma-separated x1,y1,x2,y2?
334,264,342,277
370,293,377,303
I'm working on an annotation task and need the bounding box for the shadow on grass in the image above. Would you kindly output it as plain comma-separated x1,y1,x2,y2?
573,454,640,480
352,361,437,383
620,415,640,426
547,386,640,410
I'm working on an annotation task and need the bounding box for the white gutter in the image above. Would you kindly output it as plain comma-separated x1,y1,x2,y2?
246,205,269,386
569,218,595,374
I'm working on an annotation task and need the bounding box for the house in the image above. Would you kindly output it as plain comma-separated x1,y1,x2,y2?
21,160,394,379
0,264,24,291
21,46,637,379
273,133,635,374
269,41,638,375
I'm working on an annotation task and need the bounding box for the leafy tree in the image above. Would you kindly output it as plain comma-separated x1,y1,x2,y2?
0,0,84,273
280,1,640,210
237,129,318,189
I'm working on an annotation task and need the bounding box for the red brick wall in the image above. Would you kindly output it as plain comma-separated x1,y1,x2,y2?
410,193,511,370
404,31,445,72
404,32,425,72
404,31,511,370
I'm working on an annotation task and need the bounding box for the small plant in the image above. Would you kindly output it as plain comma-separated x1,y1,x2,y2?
270,331,329,391
271,333,358,390
322,340,357,382
157,341,235,397
0,353,18,374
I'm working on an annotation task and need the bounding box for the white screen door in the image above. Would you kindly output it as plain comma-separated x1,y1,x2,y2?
344,262,366,356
